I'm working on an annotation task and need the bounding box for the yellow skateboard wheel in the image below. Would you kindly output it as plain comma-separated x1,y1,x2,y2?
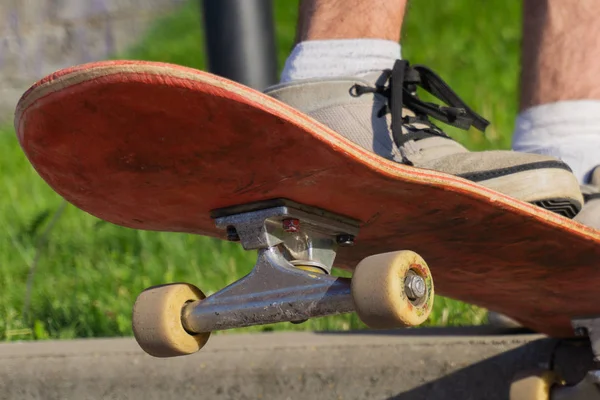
132,283,210,357
351,250,434,328
510,369,562,400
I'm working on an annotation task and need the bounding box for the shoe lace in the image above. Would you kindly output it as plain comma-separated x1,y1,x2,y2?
351,59,490,150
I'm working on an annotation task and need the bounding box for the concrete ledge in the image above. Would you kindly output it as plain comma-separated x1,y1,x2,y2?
0,327,593,400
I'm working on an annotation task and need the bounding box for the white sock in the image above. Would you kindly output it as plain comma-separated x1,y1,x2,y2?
280,39,401,83
512,100,600,184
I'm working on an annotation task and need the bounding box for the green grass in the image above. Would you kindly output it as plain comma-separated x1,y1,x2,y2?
1,0,523,341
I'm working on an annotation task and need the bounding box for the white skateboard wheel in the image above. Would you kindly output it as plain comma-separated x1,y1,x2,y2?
132,283,210,357
510,369,562,400
351,250,434,328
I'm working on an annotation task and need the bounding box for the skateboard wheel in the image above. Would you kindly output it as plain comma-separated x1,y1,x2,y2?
510,369,562,400
351,250,434,328
132,283,210,357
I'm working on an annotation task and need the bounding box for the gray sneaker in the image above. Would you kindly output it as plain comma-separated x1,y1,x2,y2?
575,167,600,229
265,60,583,217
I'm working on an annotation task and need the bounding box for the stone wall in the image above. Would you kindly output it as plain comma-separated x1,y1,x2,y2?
0,0,183,123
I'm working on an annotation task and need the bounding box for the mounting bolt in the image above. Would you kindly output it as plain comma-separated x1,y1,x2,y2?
405,274,426,301
282,218,300,233
226,226,240,241
336,234,355,247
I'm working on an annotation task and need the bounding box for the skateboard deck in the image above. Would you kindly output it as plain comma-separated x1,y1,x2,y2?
15,60,600,339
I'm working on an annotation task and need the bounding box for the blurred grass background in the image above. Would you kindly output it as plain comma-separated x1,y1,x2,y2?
1,0,522,340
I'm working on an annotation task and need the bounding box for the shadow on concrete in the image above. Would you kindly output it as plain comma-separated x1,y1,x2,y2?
387,337,593,400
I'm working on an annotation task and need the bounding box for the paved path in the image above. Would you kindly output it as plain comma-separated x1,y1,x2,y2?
0,327,591,399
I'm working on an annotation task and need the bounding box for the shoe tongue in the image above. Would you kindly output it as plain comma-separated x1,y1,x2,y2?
362,72,466,152
355,71,426,127
355,70,390,88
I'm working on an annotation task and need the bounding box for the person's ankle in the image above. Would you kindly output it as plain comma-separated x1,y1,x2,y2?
512,100,600,184
279,38,401,83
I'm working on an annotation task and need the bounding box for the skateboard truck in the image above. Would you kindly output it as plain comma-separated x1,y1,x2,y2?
183,202,361,333
131,199,434,358
573,317,600,363
511,317,600,400
551,318,600,400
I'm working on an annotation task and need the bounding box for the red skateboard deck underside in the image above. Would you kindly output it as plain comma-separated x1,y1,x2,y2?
15,60,600,337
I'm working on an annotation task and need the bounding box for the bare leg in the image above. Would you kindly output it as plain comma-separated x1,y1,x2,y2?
520,0,600,110
279,0,407,83
513,0,600,184
296,0,407,42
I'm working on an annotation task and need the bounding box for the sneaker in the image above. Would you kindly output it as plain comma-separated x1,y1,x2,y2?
265,60,583,217
574,166,600,229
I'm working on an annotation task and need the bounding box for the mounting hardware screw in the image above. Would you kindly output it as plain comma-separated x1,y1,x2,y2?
282,218,300,233
405,274,426,301
226,226,240,241
336,234,355,247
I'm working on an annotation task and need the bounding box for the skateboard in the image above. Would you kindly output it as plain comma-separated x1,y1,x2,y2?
14,60,600,398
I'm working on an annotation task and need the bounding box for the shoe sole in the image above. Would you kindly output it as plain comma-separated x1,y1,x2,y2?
479,168,583,218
